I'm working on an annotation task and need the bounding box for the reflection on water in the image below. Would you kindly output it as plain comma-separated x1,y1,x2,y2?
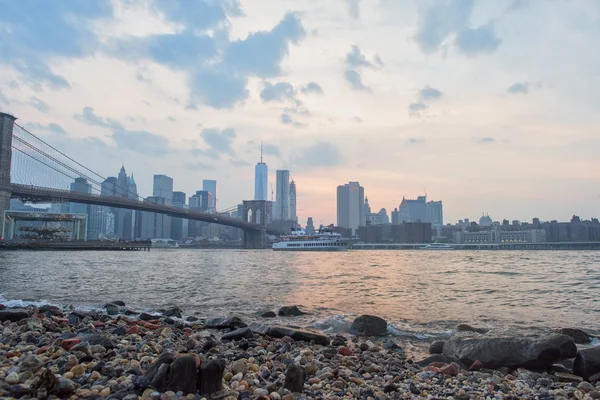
0,250,599,334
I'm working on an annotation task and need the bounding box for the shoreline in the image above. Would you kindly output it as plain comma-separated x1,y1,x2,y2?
1,302,600,399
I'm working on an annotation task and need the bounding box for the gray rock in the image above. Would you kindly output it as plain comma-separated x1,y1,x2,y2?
429,340,446,355
197,358,225,395
0,310,29,322
284,363,305,393
39,305,63,316
139,312,158,321
104,303,120,316
57,378,76,394
111,300,126,307
443,334,577,369
76,333,117,349
278,306,305,316
261,311,276,318
349,315,388,336
457,324,489,334
205,316,247,330
557,328,595,344
144,352,175,383
151,363,170,392
415,354,467,370
250,323,330,346
222,327,253,341
574,346,600,381
163,307,182,319
167,355,197,394
19,354,44,372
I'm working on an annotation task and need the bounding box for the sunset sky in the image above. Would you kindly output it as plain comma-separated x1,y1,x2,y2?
1,0,599,225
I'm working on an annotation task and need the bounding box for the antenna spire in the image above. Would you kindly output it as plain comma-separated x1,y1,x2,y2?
260,142,263,163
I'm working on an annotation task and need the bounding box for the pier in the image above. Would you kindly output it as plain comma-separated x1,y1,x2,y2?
0,240,151,251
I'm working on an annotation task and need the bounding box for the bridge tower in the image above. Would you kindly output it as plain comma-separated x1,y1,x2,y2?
0,112,16,223
242,200,267,249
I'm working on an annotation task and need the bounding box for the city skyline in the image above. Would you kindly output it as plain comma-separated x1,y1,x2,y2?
1,1,599,224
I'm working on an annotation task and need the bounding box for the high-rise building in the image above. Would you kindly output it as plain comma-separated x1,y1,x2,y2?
306,217,315,235
336,181,365,235
254,145,268,201
69,177,91,216
274,170,290,220
171,191,188,241
289,180,297,223
153,174,174,204
426,200,443,229
110,166,138,240
189,190,212,211
137,196,171,239
202,180,217,210
392,196,427,224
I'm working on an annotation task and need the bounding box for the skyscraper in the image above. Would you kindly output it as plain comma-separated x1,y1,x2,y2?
254,144,268,201
274,170,290,220
69,177,91,215
336,181,365,235
171,191,188,240
202,180,217,210
426,200,444,229
289,180,297,223
153,174,174,204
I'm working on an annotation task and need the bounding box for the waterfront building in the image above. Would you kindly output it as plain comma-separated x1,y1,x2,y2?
453,228,546,244
290,180,297,223
254,145,268,201
202,180,217,210
274,170,290,220
306,217,315,235
171,191,188,240
426,200,443,228
479,213,493,227
336,181,365,235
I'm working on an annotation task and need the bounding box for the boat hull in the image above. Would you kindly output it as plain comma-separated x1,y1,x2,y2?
272,246,349,252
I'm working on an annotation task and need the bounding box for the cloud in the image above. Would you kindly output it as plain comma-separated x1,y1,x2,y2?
419,85,443,101
201,127,237,156
222,12,306,78
455,23,502,55
112,130,170,155
0,1,112,88
507,81,530,94
260,81,296,102
289,142,343,168
280,113,307,128
23,122,67,135
408,102,429,116
344,46,383,92
353,116,363,123
157,0,243,30
345,0,360,19
191,148,220,159
406,137,425,144
478,137,495,144
344,69,371,92
229,158,251,167
185,161,216,171
414,0,501,56
28,97,50,113
74,106,123,130
262,143,281,157
190,69,249,109
300,82,324,95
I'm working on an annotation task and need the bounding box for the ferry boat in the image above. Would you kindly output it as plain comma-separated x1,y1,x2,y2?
272,227,351,251
420,243,454,250
150,238,179,248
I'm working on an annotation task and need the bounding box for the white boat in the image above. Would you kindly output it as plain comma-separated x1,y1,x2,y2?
420,243,454,250
272,227,351,251
150,239,179,248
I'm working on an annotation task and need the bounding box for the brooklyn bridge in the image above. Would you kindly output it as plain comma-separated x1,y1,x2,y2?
0,112,285,248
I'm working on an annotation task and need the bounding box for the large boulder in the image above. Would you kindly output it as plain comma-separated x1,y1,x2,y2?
221,327,253,341
278,306,305,316
443,334,577,369
205,316,247,330
349,315,388,336
557,328,595,344
574,346,600,381
0,310,29,322
167,355,197,394
76,333,117,350
250,323,330,346
197,359,225,395
429,341,446,355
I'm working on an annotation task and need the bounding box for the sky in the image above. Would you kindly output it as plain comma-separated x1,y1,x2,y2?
1,0,599,226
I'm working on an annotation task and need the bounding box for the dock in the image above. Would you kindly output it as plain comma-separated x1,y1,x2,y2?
0,240,151,251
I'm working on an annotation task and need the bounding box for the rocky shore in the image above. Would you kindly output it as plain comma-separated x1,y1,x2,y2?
1,303,600,399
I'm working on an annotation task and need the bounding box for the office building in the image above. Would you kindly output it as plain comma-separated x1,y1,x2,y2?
289,180,297,223
336,181,365,235
189,190,212,211
306,217,315,235
137,196,171,239
202,180,217,210
254,145,268,201
171,191,188,240
153,174,174,204
274,170,290,220
426,200,444,229
68,177,91,216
